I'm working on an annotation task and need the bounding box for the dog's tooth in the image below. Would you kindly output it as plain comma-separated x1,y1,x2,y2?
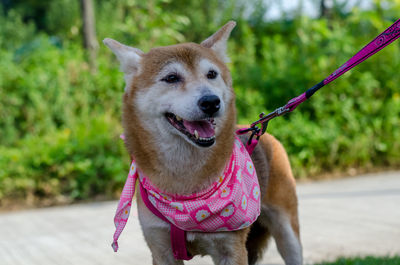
194,130,199,139
176,115,182,121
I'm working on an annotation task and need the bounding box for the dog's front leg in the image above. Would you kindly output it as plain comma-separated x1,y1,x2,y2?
137,197,184,265
144,227,184,265
210,244,248,265
211,231,248,265
192,229,249,265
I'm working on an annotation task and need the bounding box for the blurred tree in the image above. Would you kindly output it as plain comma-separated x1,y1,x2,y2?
320,0,327,18
319,0,333,18
80,0,98,72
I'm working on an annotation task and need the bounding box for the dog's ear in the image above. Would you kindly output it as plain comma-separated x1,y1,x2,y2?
201,21,236,63
103,38,143,74
103,38,144,91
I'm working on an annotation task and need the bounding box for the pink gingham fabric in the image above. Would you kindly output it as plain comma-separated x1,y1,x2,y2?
112,136,261,251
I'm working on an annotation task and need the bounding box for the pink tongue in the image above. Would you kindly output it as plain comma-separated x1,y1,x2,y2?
183,120,215,138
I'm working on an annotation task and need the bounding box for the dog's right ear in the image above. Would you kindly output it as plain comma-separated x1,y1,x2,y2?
103,38,143,75
200,21,236,63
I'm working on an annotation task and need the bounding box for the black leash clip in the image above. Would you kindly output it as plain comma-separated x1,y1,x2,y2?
246,112,269,146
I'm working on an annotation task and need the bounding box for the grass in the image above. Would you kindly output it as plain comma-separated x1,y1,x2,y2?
315,256,400,265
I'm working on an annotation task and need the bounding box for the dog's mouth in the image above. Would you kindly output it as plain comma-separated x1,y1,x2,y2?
165,112,216,147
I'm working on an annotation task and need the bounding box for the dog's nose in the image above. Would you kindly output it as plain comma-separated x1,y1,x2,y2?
198,95,221,116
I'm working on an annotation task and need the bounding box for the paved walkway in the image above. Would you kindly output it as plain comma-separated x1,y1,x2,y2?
1,172,399,265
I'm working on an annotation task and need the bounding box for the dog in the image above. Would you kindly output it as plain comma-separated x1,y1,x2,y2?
104,21,302,265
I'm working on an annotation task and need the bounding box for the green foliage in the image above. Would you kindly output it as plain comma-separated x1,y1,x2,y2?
233,14,400,177
1,0,400,204
0,115,128,201
316,256,400,265
0,35,123,146
0,5,36,50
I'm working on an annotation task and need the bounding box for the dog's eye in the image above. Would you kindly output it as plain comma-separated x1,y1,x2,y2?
161,74,181,84
206,70,218,79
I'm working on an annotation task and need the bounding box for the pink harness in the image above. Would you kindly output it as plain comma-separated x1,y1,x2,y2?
112,136,260,260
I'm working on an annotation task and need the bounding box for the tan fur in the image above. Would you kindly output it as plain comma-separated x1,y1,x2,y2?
261,134,300,238
106,21,302,265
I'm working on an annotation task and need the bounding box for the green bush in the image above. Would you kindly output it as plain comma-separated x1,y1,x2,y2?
0,34,124,146
232,14,400,177
0,114,128,202
1,0,400,204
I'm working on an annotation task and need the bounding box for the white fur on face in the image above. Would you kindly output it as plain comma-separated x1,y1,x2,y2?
197,58,232,110
134,59,232,149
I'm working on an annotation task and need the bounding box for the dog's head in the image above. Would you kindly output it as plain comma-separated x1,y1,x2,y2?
105,21,236,156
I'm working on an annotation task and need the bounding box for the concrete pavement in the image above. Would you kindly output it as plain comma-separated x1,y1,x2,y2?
0,171,399,265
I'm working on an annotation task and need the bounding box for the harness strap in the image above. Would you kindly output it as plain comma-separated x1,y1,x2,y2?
235,128,260,155
244,138,258,155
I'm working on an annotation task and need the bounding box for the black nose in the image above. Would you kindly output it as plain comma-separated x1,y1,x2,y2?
198,95,221,116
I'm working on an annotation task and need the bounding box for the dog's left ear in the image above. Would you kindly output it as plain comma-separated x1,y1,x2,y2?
201,21,236,63
103,38,144,92
103,38,143,74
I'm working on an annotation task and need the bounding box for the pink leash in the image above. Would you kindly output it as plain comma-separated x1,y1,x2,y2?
238,18,400,141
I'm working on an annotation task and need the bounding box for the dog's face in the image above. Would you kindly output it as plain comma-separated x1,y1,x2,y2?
104,21,236,149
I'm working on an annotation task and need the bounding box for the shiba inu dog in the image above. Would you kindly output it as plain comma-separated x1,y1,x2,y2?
104,21,302,265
